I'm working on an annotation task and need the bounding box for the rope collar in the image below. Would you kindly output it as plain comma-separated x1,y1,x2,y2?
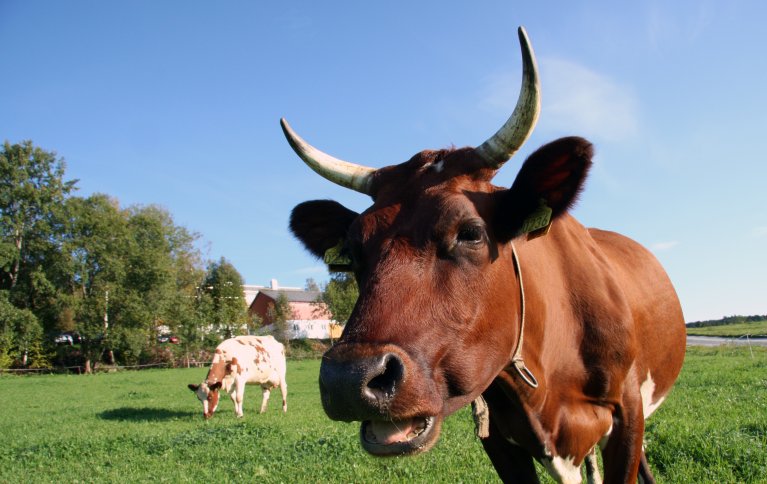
472,242,538,439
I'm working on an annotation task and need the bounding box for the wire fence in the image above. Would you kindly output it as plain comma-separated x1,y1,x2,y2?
0,361,209,375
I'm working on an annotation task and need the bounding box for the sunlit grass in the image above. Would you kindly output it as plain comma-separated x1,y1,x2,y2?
1,347,765,482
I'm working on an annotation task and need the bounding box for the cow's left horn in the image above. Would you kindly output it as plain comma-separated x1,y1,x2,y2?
281,118,376,195
474,27,541,169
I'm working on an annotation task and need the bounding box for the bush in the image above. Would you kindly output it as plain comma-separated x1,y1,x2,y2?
285,339,331,359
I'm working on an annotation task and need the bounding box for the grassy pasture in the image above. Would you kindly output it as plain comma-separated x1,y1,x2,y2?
686,320,767,338
1,347,766,483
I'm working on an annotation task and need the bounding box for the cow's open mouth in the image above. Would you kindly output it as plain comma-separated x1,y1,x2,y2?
360,415,442,456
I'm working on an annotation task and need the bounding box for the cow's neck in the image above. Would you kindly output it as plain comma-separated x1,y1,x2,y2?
473,241,539,438
206,359,228,384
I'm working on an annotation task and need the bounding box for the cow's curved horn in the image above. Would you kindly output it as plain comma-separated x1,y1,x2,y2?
474,27,541,169
281,118,376,195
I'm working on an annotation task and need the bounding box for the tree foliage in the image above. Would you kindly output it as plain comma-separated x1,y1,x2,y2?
269,292,293,347
319,272,358,324
0,141,77,292
0,290,45,367
0,140,236,371
201,257,248,339
686,314,767,328
304,278,319,292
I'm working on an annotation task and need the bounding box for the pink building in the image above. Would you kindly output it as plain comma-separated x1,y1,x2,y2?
248,280,341,339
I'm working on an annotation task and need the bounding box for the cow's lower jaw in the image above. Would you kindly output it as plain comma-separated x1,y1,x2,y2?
360,416,442,456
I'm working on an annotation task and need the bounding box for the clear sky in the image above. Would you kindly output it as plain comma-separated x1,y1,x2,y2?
1,1,765,322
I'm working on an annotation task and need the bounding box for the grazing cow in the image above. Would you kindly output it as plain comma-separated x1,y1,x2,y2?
283,27,685,483
188,335,287,419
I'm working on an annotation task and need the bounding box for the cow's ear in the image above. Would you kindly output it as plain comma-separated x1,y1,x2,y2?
188,384,199,392
495,137,593,241
209,382,222,391
290,200,358,258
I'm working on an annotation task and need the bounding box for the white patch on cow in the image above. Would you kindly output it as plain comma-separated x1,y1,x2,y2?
646,394,665,419
432,160,444,173
541,455,582,484
640,371,665,419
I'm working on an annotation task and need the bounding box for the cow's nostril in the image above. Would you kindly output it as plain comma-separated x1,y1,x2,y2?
365,353,404,403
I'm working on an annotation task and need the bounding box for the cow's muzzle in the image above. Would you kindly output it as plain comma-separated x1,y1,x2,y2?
320,350,405,421
319,343,443,456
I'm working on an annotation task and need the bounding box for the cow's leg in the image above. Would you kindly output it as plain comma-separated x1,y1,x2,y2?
584,447,602,484
481,417,539,483
601,376,645,482
279,380,288,413
260,386,271,413
233,378,245,417
228,387,239,416
637,449,656,484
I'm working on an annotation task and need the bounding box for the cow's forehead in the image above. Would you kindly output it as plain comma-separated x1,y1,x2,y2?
194,383,209,400
358,172,500,239
371,147,497,200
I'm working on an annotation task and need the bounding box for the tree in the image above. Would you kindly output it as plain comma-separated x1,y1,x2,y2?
124,205,204,365
202,258,248,339
0,324,13,369
0,140,219,370
319,272,358,325
56,194,128,372
0,141,77,291
0,141,77,361
53,196,206,371
268,292,293,349
305,278,320,292
0,290,47,368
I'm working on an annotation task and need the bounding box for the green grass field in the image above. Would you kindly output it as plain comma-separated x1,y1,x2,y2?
686,320,767,338
1,347,766,483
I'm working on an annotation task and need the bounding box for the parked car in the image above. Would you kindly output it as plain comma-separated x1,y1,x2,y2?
54,332,82,345
157,335,180,344
54,333,73,345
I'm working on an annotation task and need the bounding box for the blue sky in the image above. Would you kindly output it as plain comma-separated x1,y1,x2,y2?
1,1,765,322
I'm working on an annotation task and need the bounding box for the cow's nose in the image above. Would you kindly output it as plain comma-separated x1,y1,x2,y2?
319,349,406,421
362,353,404,407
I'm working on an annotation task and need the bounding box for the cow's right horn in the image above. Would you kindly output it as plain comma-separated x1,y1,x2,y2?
474,26,541,169
281,118,376,195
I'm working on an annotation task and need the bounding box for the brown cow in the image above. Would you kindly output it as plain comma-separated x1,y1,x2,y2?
284,27,686,483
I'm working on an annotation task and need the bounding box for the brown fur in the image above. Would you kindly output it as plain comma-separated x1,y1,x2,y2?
291,137,686,481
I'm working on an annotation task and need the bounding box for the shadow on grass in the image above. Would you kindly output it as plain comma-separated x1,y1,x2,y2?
99,407,195,421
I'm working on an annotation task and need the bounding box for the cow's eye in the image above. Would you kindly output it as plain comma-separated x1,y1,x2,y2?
456,223,485,245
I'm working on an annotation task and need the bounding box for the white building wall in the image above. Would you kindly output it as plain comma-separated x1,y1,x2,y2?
288,319,335,340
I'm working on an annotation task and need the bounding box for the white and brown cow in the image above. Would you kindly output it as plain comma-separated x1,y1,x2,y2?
188,335,288,418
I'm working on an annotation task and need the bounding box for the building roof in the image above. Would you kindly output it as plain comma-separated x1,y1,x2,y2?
258,289,322,304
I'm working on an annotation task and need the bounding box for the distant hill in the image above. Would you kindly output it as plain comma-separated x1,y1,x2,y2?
687,315,767,328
